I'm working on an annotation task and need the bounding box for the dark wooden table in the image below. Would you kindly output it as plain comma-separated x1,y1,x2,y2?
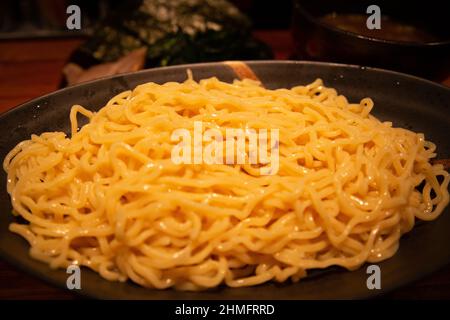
0,31,449,299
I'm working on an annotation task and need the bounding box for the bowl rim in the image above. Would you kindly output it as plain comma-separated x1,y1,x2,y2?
1,60,450,121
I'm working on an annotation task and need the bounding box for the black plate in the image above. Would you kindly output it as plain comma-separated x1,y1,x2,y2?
0,61,449,299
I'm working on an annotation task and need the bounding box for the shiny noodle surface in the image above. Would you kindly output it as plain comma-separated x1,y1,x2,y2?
3,75,449,290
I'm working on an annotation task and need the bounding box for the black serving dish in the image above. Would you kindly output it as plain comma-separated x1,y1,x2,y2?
0,61,449,299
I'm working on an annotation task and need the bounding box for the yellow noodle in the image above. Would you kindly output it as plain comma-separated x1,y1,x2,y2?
3,74,449,290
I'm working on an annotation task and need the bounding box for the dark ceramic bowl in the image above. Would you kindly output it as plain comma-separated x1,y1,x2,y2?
292,0,450,80
0,61,449,299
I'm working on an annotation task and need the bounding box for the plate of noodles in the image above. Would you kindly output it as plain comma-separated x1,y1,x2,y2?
0,61,449,299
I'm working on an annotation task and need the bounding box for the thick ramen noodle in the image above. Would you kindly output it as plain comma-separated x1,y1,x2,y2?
3,74,449,290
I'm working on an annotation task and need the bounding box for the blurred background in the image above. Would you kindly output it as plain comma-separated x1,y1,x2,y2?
0,0,449,86
0,0,293,38
0,0,294,87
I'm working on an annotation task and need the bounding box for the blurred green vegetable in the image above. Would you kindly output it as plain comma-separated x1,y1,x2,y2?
70,0,273,68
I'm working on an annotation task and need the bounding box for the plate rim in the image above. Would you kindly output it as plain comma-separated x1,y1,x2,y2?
1,60,449,122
